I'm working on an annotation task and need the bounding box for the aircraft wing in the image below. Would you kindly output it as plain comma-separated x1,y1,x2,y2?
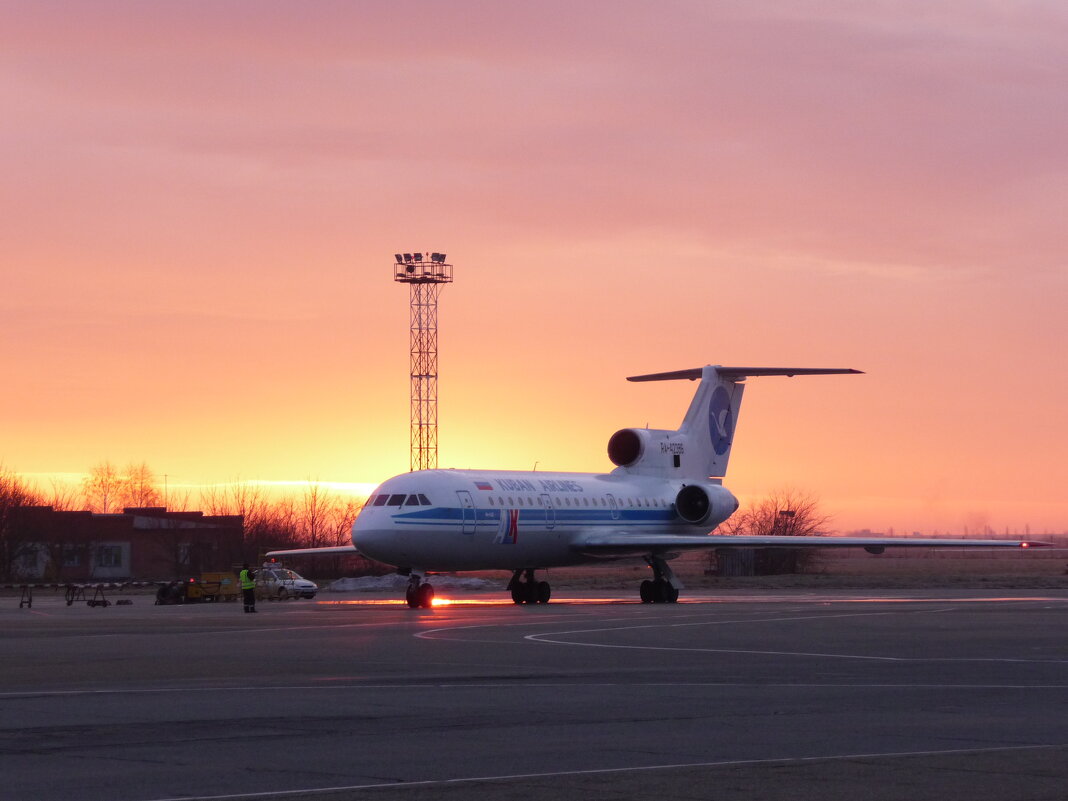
571,533,1049,557
265,545,361,558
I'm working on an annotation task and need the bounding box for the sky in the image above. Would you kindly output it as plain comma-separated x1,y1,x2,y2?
2,1,1066,534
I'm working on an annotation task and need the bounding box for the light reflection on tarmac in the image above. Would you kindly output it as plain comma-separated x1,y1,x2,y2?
319,592,1068,608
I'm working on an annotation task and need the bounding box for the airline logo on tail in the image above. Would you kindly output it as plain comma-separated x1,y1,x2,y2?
709,385,734,455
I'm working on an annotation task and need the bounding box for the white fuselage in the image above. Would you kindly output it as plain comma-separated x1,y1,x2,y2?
352,469,737,572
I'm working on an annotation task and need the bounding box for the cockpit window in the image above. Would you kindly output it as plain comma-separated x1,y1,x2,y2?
404,494,420,506
418,494,431,505
387,494,406,506
373,495,389,507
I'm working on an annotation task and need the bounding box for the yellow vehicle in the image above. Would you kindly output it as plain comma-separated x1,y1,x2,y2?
184,571,239,602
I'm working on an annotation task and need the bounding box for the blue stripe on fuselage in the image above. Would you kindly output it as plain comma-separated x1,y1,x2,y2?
388,506,675,528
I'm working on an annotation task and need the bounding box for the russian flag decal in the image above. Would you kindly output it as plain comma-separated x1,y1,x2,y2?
474,481,493,491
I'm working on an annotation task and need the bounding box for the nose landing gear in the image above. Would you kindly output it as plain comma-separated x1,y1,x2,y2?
405,573,435,609
508,569,551,604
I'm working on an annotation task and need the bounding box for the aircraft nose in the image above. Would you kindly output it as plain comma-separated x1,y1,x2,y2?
351,517,395,562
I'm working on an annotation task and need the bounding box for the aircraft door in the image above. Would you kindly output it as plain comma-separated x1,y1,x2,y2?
456,490,476,535
539,494,555,530
606,493,620,520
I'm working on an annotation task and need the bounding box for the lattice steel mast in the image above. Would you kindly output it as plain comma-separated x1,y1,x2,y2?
393,252,453,472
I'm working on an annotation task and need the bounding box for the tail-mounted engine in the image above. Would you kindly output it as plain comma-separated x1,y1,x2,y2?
607,428,686,474
607,429,646,467
674,482,738,526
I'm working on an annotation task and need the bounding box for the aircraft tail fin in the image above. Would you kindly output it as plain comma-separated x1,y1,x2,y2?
615,366,861,478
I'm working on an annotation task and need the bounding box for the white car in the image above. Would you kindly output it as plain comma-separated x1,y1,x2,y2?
256,566,317,600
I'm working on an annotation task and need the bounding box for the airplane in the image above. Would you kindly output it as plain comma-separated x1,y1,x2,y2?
269,365,1047,608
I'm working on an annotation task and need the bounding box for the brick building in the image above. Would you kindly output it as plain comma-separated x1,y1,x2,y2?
11,506,244,582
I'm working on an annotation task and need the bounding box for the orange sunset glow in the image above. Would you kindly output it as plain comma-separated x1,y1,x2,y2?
2,3,1065,535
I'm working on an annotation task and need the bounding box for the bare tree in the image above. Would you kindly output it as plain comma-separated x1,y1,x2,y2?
82,461,123,513
119,462,162,509
298,482,336,548
712,488,832,575
329,497,364,547
44,477,79,511
0,467,43,581
720,488,831,538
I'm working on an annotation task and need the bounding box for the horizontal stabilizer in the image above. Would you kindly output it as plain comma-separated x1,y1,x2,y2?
628,367,863,382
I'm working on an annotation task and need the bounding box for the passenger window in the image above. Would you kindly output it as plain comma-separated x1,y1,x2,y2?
518,497,524,506
418,494,430,505
387,494,406,506
488,497,495,506
508,497,514,505
373,495,389,507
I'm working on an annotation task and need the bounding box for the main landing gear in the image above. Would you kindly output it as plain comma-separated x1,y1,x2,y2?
508,569,551,605
639,555,680,604
405,574,434,609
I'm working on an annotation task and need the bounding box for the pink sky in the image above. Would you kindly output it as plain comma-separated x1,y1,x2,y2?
2,2,1066,533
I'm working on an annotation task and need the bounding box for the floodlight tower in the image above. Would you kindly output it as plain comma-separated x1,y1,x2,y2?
393,252,453,472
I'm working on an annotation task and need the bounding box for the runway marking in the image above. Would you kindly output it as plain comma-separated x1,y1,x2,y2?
138,742,1068,801
413,606,858,642
6,679,1068,701
521,608,1068,663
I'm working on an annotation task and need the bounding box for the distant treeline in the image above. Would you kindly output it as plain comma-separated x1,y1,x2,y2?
0,462,367,580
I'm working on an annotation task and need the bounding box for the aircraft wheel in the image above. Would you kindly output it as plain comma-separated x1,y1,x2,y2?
417,583,435,609
536,581,551,604
510,586,524,605
639,580,654,603
666,585,679,603
406,585,420,609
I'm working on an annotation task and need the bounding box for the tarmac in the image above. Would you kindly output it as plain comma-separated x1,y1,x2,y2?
2,587,1068,801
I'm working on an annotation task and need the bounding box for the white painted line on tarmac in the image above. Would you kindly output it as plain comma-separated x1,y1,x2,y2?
512,607,1068,663
139,742,1068,801
5,679,1067,701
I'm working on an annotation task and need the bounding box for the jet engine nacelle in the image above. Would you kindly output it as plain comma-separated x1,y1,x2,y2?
674,482,738,526
607,428,648,467
607,428,686,472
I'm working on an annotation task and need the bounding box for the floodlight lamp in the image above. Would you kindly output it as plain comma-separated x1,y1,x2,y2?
414,253,422,262
440,253,446,262
406,264,415,274
403,253,413,263
394,254,403,264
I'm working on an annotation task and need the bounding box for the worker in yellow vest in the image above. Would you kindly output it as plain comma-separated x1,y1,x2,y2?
239,563,257,613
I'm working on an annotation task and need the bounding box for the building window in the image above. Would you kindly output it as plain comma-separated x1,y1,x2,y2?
62,546,82,567
16,547,38,570
96,545,122,568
